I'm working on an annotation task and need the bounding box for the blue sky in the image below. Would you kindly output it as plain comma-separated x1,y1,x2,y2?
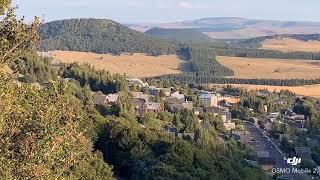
13,0,320,23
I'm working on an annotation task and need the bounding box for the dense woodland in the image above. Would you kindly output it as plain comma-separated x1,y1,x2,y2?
156,74,320,86
145,27,215,43
10,53,58,83
38,19,176,55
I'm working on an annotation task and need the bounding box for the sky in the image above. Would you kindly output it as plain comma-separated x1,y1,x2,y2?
13,0,320,23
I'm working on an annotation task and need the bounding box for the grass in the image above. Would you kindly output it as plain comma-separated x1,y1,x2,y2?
216,56,320,79
260,38,320,52
50,51,184,78
213,84,320,98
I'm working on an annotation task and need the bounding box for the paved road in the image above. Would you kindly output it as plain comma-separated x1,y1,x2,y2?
243,121,289,168
243,121,296,179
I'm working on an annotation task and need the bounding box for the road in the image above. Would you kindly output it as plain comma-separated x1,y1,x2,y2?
243,121,295,179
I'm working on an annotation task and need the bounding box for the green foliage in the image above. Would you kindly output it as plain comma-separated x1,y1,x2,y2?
145,27,214,43
0,78,113,179
0,2,39,64
11,52,57,83
38,18,176,55
63,63,128,94
96,119,269,180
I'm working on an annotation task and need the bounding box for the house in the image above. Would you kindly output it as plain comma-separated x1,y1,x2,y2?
132,98,146,109
146,102,164,112
224,122,236,131
169,101,193,112
171,91,185,100
221,111,232,122
94,94,119,105
131,92,149,103
199,94,218,107
194,107,204,116
232,131,250,144
126,78,148,87
218,96,240,104
295,147,312,160
204,107,222,114
164,126,178,138
160,88,172,97
258,157,276,171
148,86,160,96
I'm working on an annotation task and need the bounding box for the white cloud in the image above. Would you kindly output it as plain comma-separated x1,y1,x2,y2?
178,1,192,9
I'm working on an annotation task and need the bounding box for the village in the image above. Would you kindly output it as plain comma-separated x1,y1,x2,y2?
91,77,320,178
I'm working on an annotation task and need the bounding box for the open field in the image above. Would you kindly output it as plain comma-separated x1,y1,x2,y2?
50,51,183,78
260,38,320,52
212,84,320,98
216,56,320,79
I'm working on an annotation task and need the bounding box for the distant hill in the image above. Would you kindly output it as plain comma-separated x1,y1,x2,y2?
128,17,320,39
235,34,320,49
38,18,176,55
145,27,213,43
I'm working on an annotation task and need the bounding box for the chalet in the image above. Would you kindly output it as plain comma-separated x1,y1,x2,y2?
94,94,119,105
194,107,204,116
171,91,185,100
148,86,160,96
205,107,222,114
131,92,149,103
169,101,193,112
295,147,312,160
199,94,218,107
218,96,240,105
126,78,148,87
160,88,172,97
224,122,236,131
232,131,250,144
131,98,146,109
146,102,164,112
221,111,232,122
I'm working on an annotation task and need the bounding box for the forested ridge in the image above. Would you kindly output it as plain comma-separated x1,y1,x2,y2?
235,34,320,48
38,18,176,55
145,27,214,43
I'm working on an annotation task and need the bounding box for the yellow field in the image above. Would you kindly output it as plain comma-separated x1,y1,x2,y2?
260,38,320,52
50,51,183,78
216,56,320,79
212,84,320,98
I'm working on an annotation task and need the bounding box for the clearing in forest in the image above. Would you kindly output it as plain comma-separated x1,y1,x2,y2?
260,38,320,52
212,84,320,98
216,56,320,79
50,50,184,78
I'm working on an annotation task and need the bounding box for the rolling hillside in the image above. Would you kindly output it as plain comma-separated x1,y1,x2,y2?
233,34,320,50
128,17,320,39
38,18,176,55
145,27,214,43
